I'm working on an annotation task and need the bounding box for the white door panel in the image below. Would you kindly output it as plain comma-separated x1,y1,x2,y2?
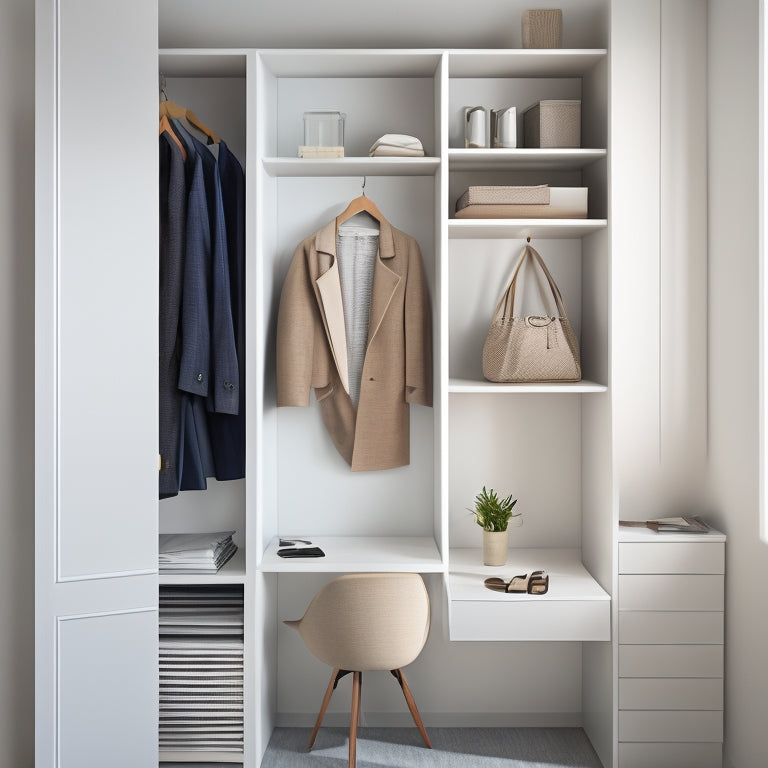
36,0,159,765
58,610,157,767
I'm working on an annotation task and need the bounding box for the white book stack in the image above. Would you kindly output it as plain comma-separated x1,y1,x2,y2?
159,586,244,762
159,531,237,574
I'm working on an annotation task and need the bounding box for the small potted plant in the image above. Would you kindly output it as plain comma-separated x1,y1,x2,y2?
469,486,520,566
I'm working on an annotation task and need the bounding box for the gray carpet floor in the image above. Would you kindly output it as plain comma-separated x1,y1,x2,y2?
263,727,604,767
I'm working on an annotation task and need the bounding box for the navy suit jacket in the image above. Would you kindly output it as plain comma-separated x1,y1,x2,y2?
159,121,245,493
158,130,186,497
206,139,246,480
169,121,216,492
174,126,211,402
176,123,240,417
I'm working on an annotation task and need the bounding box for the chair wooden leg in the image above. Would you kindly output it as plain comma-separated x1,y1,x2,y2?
391,668,432,749
349,671,362,768
308,667,346,751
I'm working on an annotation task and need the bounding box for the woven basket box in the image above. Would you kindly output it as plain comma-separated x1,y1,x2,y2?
523,100,581,148
522,9,563,49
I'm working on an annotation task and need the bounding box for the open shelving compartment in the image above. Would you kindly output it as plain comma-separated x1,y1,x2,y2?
157,49,251,765
442,48,612,645
254,50,447,574
157,49,250,588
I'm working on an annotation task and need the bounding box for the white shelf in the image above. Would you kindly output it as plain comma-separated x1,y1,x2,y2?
449,218,607,239
447,547,610,641
258,536,444,573
448,49,608,78
449,378,607,394
262,156,440,177
159,546,246,585
259,49,443,78
449,148,607,172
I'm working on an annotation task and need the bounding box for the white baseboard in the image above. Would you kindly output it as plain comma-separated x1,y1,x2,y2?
274,712,584,728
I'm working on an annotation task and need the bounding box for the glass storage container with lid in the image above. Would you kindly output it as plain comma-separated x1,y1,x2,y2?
303,110,346,147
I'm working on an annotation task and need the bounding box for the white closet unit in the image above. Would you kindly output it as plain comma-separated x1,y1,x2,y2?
154,44,613,767
38,3,713,768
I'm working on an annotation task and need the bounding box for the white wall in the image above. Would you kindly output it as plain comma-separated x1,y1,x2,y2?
708,0,768,765
0,0,35,765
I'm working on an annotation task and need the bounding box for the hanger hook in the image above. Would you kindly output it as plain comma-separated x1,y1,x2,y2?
159,72,168,102
362,176,367,196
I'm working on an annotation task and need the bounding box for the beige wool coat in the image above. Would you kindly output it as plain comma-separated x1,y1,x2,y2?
276,216,432,471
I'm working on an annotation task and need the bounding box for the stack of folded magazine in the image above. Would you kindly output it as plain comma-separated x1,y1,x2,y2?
159,531,237,574
619,516,712,533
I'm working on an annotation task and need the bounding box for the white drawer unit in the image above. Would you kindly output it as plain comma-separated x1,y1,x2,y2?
619,540,724,574
617,742,723,768
618,610,723,645
619,644,723,678
618,574,724,612
617,526,725,767
619,678,723,710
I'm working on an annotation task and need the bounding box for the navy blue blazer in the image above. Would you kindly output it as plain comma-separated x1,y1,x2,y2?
159,121,245,494
158,130,186,497
166,122,216,493
175,132,211,401
206,139,246,480
175,122,240,417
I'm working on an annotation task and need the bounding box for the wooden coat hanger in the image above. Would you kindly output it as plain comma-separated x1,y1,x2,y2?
336,177,384,227
159,114,187,162
158,74,220,144
159,100,221,144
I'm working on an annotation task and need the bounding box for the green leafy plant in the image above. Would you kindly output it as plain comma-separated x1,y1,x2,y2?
468,486,519,532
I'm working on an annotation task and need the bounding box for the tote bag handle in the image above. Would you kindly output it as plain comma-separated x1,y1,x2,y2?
492,245,568,322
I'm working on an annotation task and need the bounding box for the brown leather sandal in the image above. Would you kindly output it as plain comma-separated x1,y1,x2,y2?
484,571,544,593
527,571,549,594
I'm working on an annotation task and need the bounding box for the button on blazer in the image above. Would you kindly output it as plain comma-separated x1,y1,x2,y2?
276,216,432,471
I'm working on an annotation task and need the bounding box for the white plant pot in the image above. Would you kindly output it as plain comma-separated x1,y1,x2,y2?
482,530,509,566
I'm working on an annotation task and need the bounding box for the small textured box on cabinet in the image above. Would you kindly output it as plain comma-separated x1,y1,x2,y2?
522,9,563,49
523,99,581,148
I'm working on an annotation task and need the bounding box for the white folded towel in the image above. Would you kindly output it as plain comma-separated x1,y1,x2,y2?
368,134,425,157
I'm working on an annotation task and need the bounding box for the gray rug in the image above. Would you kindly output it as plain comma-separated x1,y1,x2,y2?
263,727,603,767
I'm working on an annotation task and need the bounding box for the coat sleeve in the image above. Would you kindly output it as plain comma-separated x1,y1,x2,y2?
404,238,433,407
178,155,211,398
208,170,240,415
276,242,316,407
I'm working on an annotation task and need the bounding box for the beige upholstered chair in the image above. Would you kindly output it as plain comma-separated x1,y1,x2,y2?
284,572,432,767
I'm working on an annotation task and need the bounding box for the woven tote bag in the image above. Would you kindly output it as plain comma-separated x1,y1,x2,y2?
482,245,581,383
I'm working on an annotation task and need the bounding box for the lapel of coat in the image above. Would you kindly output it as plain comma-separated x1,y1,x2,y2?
313,220,350,395
312,216,401,392
366,219,400,346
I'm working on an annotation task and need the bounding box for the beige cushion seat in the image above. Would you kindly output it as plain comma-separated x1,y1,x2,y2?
284,572,432,767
